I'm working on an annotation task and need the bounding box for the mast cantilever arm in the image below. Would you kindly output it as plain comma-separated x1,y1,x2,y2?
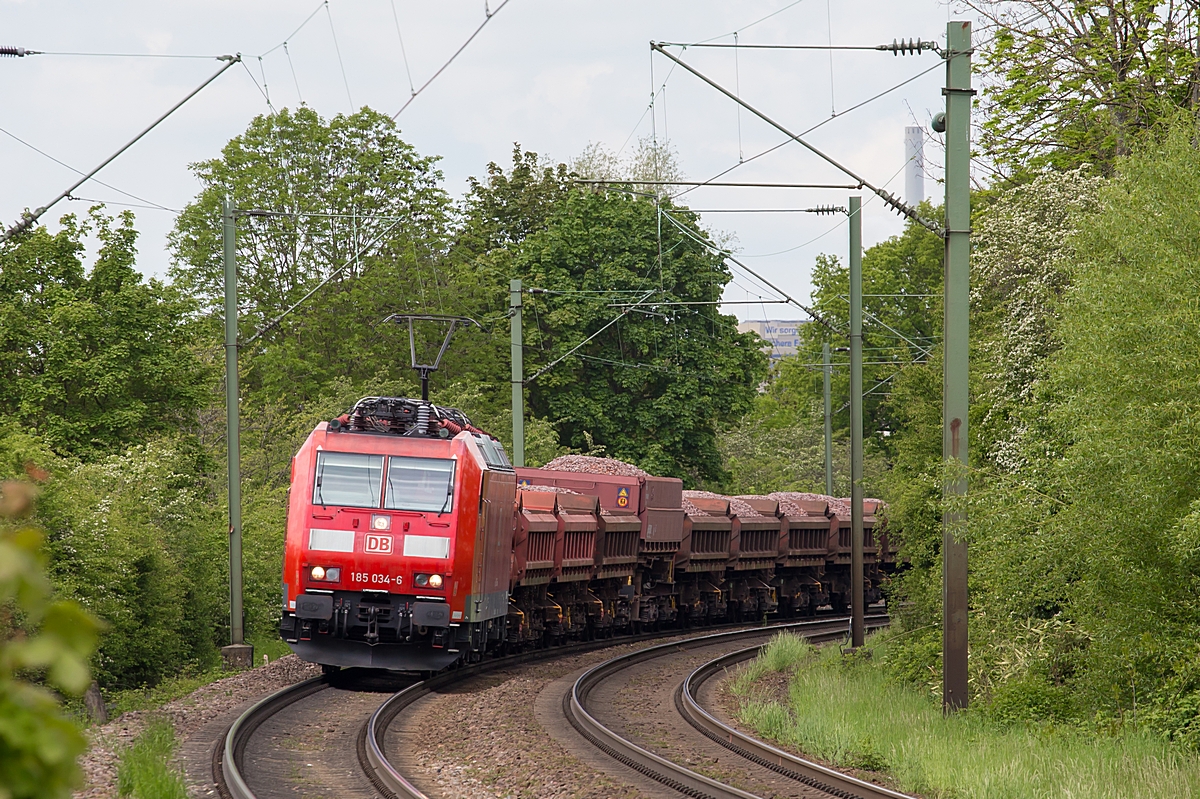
649,42,944,237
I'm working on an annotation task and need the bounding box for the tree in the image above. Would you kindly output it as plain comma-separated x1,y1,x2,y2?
771,212,943,450
0,210,206,457
514,190,766,482
169,107,457,404
968,0,1200,176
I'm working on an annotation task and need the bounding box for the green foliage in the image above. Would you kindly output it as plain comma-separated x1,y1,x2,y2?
39,441,225,689
514,191,766,482
169,106,458,405
971,1,1200,176
878,126,1200,742
714,407,890,497
778,211,943,448
0,209,206,458
452,147,766,482
0,481,101,799
1040,122,1200,719
115,718,186,799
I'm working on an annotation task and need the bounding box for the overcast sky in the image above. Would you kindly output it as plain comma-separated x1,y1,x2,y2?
2,0,975,319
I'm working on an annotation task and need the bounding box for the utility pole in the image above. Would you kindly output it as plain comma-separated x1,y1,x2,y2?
510,279,525,467
823,342,833,496
942,20,972,711
849,196,864,649
222,197,251,670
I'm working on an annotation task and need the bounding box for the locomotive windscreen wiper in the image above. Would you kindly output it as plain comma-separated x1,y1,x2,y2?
438,477,454,515
315,459,326,506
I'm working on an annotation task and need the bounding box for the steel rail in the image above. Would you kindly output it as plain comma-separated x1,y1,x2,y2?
217,675,328,799
566,616,887,799
358,618,835,799
678,627,915,799
214,612,874,799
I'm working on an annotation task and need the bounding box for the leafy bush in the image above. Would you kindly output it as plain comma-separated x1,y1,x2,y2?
0,480,101,799
39,440,224,689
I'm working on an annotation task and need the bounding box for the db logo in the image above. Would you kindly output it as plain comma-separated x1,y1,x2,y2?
365,534,393,555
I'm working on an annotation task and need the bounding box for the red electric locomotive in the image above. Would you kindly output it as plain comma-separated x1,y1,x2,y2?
279,397,515,671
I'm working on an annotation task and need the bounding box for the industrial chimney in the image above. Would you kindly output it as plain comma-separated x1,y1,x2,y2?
904,125,924,204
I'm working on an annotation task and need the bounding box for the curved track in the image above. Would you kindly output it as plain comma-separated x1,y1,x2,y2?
215,614,893,799
677,637,914,799
567,615,912,799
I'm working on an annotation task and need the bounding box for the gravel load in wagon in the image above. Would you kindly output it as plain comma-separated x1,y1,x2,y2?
542,454,649,477
769,491,837,517
518,484,581,494
683,489,764,518
681,498,707,516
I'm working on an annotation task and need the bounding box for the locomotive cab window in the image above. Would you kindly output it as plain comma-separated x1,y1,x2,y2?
313,452,383,508
475,435,512,469
384,457,456,513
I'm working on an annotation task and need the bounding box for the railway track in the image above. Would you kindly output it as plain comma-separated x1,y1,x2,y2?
567,614,914,799
214,613,898,799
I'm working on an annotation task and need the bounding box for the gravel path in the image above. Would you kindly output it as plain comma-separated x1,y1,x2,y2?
74,655,320,799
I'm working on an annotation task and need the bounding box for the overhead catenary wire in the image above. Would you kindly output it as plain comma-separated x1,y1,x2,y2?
657,207,842,335
524,288,658,384
259,2,327,58
0,55,241,244
67,196,180,213
741,154,915,258
390,0,418,97
324,2,354,110
392,0,512,119
245,216,405,344
0,124,178,213
652,42,941,235
689,0,808,46
579,179,862,189
655,40,940,53
671,59,943,202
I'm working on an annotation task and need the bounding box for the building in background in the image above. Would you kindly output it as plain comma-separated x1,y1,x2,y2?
738,319,805,365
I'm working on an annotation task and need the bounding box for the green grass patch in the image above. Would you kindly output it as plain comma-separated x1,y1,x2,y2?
731,633,1200,799
116,718,187,799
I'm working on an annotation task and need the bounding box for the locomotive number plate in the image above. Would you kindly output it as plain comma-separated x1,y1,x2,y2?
349,572,401,586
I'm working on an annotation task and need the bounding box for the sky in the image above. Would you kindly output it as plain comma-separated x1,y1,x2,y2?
1,0,977,320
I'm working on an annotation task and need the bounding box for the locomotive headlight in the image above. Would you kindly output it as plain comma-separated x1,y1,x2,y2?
311,566,326,580
371,514,391,531
415,574,429,587
428,574,443,589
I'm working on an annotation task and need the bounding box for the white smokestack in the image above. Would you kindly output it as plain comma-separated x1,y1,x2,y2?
904,126,924,204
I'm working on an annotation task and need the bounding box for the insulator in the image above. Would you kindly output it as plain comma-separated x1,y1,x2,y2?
0,46,30,57
879,38,931,56
416,402,430,435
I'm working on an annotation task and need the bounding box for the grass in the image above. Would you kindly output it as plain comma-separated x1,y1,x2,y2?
115,718,187,799
730,632,1200,799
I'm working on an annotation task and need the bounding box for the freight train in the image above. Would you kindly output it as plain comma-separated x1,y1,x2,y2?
279,397,891,671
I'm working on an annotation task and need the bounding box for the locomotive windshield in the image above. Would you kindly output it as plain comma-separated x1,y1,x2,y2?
384,456,456,513
314,452,383,507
